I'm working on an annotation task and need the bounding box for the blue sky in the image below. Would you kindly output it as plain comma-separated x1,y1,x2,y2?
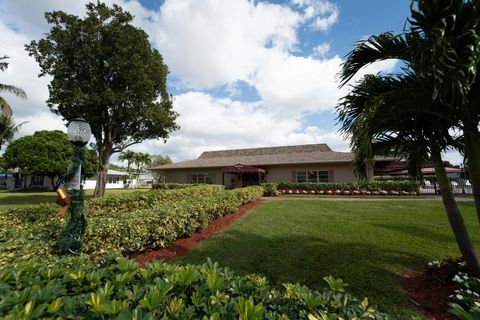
1,0,461,164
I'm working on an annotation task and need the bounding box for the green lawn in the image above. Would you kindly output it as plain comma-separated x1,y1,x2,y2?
177,200,479,319
0,188,149,211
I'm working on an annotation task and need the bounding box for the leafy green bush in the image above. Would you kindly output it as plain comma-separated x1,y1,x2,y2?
0,186,264,266
0,253,390,319
151,182,195,190
261,183,278,196
277,181,420,194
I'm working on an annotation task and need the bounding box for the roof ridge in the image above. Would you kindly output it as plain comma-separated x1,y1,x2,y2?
199,143,332,159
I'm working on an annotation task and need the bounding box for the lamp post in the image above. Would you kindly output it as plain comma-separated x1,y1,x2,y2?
58,118,92,255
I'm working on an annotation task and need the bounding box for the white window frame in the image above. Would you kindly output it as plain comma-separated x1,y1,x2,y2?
31,175,44,187
190,173,214,184
296,170,329,183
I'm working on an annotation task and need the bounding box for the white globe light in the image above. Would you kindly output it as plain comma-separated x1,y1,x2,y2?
67,118,92,146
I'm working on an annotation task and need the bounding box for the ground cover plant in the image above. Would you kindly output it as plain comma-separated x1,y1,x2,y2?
0,254,389,319
177,199,479,318
0,185,263,267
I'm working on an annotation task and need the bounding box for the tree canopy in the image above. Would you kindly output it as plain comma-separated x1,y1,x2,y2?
26,2,178,196
3,130,98,189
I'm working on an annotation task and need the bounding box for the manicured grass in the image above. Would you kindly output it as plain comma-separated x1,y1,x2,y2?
177,200,479,319
0,188,149,211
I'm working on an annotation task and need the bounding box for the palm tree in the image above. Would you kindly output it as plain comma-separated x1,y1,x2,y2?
118,149,136,185
0,56,27,149
337,72,480,274
339,0,480,221
133,153,151,186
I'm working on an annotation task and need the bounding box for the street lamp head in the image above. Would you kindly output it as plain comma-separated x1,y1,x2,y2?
67,118,92,146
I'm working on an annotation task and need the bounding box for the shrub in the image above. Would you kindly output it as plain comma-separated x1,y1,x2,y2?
276,181,420,194
0,186,264,266
261,183,278,196
151,182,194,190
0,254,390,319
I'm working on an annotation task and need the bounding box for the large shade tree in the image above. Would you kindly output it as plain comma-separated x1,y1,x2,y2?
3,130,98,190
26,2,178,197
0,56,26,149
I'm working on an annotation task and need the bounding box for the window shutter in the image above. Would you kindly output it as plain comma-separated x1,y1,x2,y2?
292,171,296,182
329,170,334,182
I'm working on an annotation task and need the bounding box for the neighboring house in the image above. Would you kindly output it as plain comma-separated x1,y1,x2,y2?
134,173,155,187
0,169,129,190
84,169,129,190
151,143,388,187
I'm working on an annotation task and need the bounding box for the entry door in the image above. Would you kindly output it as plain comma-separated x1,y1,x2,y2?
242,173,260,187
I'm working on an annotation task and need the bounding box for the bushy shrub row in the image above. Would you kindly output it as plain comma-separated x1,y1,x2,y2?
277,180,420,195
84,186,263,257
151,182,193,190
0,253,390,319
87,185,225,216
0,186,264,266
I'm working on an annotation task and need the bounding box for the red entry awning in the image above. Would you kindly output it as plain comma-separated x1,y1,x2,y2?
222,164,266,174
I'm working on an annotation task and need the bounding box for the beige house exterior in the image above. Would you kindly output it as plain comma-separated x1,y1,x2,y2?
152,144,375,187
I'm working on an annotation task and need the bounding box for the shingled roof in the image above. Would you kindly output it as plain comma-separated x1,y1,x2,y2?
152,143,354,170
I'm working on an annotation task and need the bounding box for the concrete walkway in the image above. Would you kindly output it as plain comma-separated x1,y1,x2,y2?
262,195,475,202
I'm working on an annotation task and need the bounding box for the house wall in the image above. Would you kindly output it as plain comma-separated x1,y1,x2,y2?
162,162,372,185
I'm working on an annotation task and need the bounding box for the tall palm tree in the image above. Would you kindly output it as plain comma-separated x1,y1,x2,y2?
339,0,480,221
0,56,27,149
338,72,480,274
133,152,151,186
118,149,136,184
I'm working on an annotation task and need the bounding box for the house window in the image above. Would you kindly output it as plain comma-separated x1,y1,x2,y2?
108,177,120,184
296,171,328,183
189,173,214,184
31,175,44,187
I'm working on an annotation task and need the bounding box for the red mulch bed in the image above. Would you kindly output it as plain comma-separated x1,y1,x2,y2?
133,199,263,266
402,271,459,320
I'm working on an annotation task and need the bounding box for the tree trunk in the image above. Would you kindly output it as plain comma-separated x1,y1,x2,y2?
433,150,480,275
94,148,112,197
464,130,480,223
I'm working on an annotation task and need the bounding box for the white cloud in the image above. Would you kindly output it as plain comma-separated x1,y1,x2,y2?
313,42,331,58
152,0,302,89
291,0,339,31
138,92,349,161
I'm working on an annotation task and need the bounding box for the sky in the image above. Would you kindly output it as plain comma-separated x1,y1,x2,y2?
0,0,464,165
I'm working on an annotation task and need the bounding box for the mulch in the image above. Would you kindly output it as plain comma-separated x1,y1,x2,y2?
401,271,459,320
133,199,263,266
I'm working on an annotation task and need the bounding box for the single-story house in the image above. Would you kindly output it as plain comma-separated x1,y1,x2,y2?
0,169,130,191
151,143,389,187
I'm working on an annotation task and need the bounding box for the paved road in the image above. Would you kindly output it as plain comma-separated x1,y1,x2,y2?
262,196,475,202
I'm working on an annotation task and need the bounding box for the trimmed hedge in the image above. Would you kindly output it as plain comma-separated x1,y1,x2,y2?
0,186,264,267
277,181,420,195
151,182,195,190
0,253,390,319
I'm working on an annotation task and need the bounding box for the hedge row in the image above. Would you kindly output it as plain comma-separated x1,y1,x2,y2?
276,181,420,193
151,182,194,190
87,184,225,216
0,186,264,267
0,253,390,319
84,186,263,257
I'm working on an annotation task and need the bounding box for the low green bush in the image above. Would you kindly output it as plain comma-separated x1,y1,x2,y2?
0,186,264,266
151,182,194,190
277,180,420,194
0,253,390,319
261,183,278,196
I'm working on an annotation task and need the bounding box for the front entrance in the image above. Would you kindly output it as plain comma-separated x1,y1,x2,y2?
241,172,261,187
222,164,266,188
